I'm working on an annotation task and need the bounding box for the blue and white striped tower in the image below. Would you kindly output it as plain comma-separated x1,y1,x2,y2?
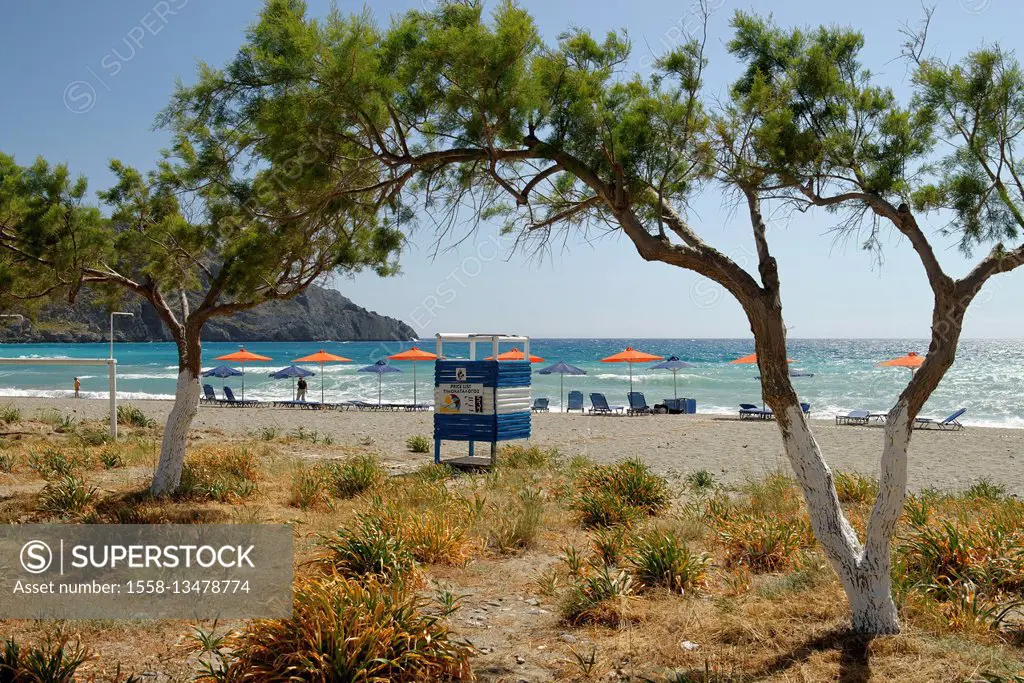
433,333,532,467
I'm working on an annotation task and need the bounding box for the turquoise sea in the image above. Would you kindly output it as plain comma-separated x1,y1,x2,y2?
0,339,1021,429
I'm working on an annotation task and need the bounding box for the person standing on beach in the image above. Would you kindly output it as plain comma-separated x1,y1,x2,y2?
296,376,307,402
73,377,80,399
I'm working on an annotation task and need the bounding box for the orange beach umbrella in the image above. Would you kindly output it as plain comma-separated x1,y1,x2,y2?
294,350,352,404
877,351,925,372
600,346,663,393
215,347,272,400
486,348,545,363
388,346,438,407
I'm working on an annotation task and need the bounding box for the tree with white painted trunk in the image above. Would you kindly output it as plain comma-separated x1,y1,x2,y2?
0,119,402,494
176,1,1024,633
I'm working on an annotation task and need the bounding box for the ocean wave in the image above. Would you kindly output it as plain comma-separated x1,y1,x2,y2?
0,388,175,401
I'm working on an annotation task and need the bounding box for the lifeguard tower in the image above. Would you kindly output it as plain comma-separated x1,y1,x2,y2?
433,333,532,469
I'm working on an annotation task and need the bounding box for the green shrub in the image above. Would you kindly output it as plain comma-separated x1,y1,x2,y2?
0,403,20,424
406,435,431,453
560,565,635,627
99,446,126,469
964,478,1007,501
77,426,112,446
571,459,669,528
321,519,418,584
257,426,280,441
288,465,332,511
684,469,717,491
178,445,260,502
321,454,385,498
488,488,544,553
590,525,630,566
833,470,879,504
499,444,559,469
717,512,812,572
37,474,98,516
0,451,16,473
117,403,155,428
627,529,708,594
0,634,90,683
27,448,81,479
199,576,471,682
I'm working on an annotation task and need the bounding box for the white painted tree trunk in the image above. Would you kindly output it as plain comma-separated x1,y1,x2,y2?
150,370,201,495
775,404,903,634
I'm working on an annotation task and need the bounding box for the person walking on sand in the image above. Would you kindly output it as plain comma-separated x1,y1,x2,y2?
73,377,81,399
296,376,307,402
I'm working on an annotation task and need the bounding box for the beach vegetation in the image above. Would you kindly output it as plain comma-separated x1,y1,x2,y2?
684,469,717,492
0,450,15,473
320,518,419,585
98,446,125,469
319,453,385,499
37,473,98,517
287,464,332,511
833,470,880,504
0,633,91,683
195,575,472,682
26,447,81,479
570,458,670,528
177,445,260,502
0,403,19,424
488,487,544,553
76,426,111,447
116,403,155,428
560,564,635,627
627,529,708,594
499,443,560,469
406,434,431,453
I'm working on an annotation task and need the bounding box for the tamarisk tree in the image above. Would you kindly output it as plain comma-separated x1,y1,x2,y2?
169,0,1024,633
0,111,402,494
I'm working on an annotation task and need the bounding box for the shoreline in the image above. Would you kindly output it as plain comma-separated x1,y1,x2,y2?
6,396,1023,494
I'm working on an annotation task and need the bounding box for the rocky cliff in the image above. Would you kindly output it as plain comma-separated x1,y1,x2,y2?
0,285,416,343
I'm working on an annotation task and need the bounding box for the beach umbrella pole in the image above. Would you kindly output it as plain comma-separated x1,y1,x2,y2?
321,362,325,404
673,370,678,400
560,373,564,413
378,374,382,406
413,362,417,407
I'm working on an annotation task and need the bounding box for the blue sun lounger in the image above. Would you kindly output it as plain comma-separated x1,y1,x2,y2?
567,391,585,413
914,408,966,431
590,393,624,415
223,386,259,407
627,392,652,415
532,398,550,413
739,403,769,419
201,384,224,403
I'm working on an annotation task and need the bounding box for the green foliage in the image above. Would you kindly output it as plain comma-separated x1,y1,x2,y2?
37,474,98,516
406,435,431,453
319,454,385,498
320,519,418,584
0,634,90,683
499,444,559,469
117,403,155,428
488,488,544,553
27,447,81,479
833,470,879,504
627,529,708,594
570,458,670,528
198,576,472,682
684,469,717,492
0,403,19,424
560,564,635,627
178,445,260,502
288,465,332,511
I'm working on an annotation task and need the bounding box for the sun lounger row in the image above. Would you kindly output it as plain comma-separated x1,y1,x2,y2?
532,391,691,415
835,407,966,430
738,403,811,420
200,385,430,411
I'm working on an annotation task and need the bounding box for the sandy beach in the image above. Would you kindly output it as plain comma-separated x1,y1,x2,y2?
6,396,1022,494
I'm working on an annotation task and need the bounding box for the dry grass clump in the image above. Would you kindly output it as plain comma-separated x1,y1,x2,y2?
320,518,419,585
569,458,670,528
177,444,261,502
488,487,544,553
498,443,560,469
36,474,98,518
288,454,385,510
406,434,431,453
197,575,472,682
559,564,636,627
0,402,20,424
1,633,91,682
833,469,879,504
627,528,708,594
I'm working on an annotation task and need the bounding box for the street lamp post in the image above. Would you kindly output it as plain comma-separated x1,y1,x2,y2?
108,312,134,440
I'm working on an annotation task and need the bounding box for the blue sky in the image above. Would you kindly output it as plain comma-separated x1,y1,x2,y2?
1,0,1022,338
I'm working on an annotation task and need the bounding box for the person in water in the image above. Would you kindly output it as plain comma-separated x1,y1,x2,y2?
73,377,81,399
